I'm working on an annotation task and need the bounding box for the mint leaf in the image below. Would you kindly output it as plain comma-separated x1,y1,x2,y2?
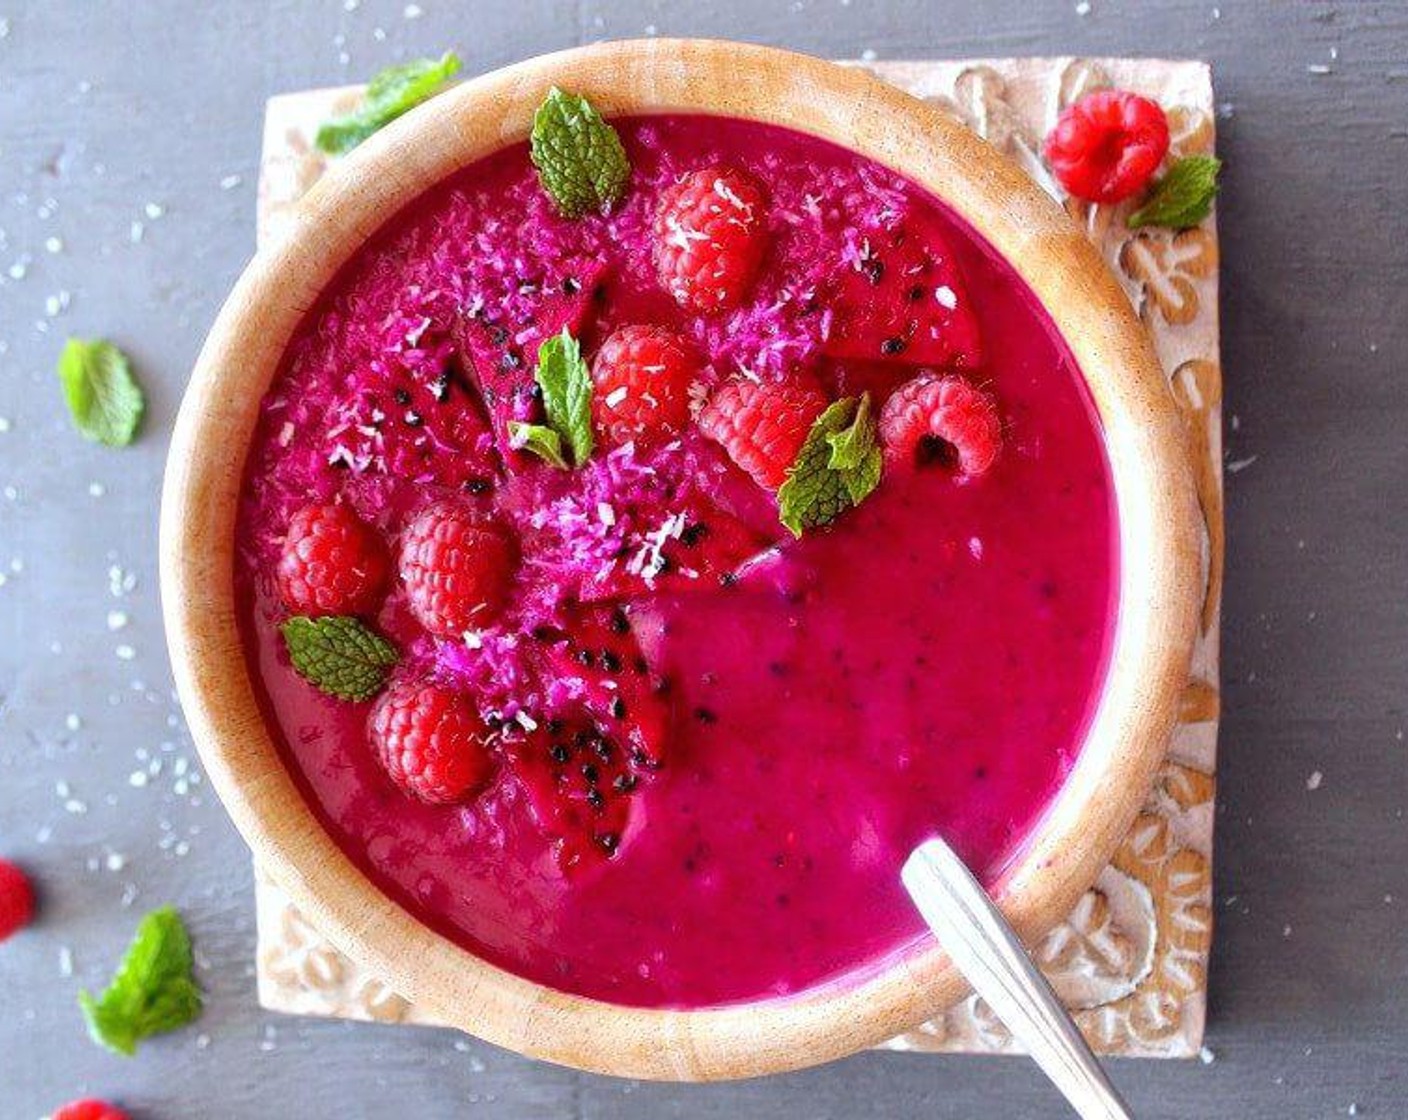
1128,155,1222,230
78,906,202,1057
777,394,883,537
508,421,568,469
57,338,145,447
533,327,594,466
281,615,398,701
529,87,630,218
316,52,462,155
823,393,883,503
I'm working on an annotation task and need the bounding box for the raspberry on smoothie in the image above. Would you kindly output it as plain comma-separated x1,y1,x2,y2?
233,91,1116,1007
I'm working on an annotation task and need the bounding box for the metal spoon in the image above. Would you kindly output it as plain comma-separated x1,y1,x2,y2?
902,837,1134,1120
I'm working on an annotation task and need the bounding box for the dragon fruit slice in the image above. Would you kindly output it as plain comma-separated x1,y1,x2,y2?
539,603,670,767
504,714,645,873
506,604,669,871
576,495,770,603
820,209,983,370
451,264,607,471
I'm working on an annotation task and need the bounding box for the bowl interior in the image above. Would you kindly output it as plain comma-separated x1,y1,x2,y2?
160,38,1200,1080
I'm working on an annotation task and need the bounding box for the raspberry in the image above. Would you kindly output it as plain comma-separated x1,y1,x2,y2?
399,505,516,638
879,374,1002,478
369,680,496,804
51,1101,129,1120
277,503,390,617
591,325,701,448
698,374,828,491
654,166,768,312
0,858,34,941
1044,89,1170,204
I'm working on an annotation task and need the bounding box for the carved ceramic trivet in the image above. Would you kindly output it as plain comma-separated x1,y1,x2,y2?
251,56,1221,1059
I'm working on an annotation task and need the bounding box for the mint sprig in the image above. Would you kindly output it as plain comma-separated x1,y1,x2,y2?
316,52,462,156
79,906,202,1057
519,327,594,468
1128,155,1222,230
777,393,884,537
281,615,398,701
57,338,145,447
529,87,630,218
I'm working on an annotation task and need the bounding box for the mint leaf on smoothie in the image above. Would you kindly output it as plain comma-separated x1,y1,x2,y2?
530,87,630,218
532,327,594,466
823,392,883,503
509,420,569,469
281,615,398,701
78,906,202,1057
57,338,145,447
778,394,883,537
316,51,463,155
1127,154,1222,230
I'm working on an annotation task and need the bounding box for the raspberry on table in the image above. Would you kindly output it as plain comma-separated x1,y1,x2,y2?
0,858,34,941
653,166,768,312
879,374,1002,478
51,1100,129,1120
399,505,517,638
591,324,702,448
1044,89,1170,204
369,680,497,804
276,503,390,617
698,373,829,491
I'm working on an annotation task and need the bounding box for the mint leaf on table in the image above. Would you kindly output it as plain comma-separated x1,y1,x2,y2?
529,86,630,218
508,420,569,469
78,906,202,1057
777,393,884,537
532,327,594,466
280,615,398,701
57,338,145,447
315,51,462,155
1127,155,1222,230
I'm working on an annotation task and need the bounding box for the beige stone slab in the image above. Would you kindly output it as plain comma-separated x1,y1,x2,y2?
250,56,1221,1059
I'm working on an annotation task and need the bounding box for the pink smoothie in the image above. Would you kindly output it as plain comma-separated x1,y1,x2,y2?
235,115,1116,1007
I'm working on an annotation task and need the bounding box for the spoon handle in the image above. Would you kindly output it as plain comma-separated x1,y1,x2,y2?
902,838,1134,1120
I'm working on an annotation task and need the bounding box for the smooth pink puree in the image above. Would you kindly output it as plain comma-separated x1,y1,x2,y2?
235,115,1116,1007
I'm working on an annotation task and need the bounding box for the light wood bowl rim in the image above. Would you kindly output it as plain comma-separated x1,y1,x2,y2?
160,39,1200,1081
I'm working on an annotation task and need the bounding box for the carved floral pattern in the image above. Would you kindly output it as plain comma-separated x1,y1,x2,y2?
255,869,431,1026
1119,229,1219,326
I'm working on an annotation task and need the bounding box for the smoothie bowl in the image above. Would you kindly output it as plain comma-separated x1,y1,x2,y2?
161,40,1199,1079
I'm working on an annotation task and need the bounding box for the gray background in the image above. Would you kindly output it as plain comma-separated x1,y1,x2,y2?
1,0,1405,1117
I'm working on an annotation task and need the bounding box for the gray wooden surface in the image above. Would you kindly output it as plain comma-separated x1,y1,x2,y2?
1,1,1405,1117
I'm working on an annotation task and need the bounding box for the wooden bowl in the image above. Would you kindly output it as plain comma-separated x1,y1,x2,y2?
161,39,1200,1080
